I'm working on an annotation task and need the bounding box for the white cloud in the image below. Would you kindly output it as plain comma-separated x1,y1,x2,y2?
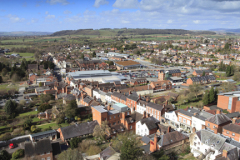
167,19,173,24
45,11,49,15
46,14,55,19
64,10,72,14
94,0,109,8
31,18,38,23
121,20,130,24
113,0,139,9
7,14,25,23
46,0,69,5
193,20,200,24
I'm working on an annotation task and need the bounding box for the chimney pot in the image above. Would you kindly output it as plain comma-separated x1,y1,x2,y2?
232,118,237,124
202,125,206,130
216,109,221,114
222,150,228,158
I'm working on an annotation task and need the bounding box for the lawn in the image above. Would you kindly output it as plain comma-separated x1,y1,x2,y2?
37,122,69,130
0,83,19,91
17,111,38,118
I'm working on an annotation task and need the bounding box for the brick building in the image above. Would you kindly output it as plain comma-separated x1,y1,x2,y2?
205,110,232,134
222,123,240,142
130,78,148,86
217,91,240,113
150,80,172,91
186,75,216,85
192,70,212,76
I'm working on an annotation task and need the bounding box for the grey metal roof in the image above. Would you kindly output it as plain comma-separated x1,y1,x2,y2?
226,112,240,119
147,102,164,111
190,75,216,82
141,136,151,144
179,108,201,117
108,109,120,115
158,131,188,147
31,130,57,138
25,139,52,157
223,123,240,133
206,113,232,125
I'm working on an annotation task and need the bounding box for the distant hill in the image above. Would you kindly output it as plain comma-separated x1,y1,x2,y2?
51,28,216,36
0,31,53,36
210,28,240,33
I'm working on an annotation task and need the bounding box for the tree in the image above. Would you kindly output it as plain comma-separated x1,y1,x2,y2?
67,55,70,59
39,82,43,87
0,76,3,83
220,82,236,92
70,137,81,149
11,73,21,82
202,91,209,105
4,100,17,116
2,68,8,76
23,118,32,130
233,72,240,81
65,100,78,119
11,149,24,159
202,71,205,76
224,43,230,50
48,61,55,69
86,145,101,156
209,87,215,103
0,150,11,160
92,51,96,57
93,121,110,141
40,94,54,103
38,103,52,112
58,148,83,160
120,135,143,160
189,84,202,98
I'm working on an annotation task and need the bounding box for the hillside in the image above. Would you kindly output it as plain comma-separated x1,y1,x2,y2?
51,28,216,36
0,31,53,36
210,28,240,33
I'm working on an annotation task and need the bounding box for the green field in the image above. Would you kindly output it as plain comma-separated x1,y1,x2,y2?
37,122,69,130
17,111,38,118
0,83,19,91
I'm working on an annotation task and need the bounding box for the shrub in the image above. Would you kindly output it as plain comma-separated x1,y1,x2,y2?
86,145,101,156
12,149,24,159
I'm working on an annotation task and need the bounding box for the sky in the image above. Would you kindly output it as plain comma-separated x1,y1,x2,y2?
0,0,240,32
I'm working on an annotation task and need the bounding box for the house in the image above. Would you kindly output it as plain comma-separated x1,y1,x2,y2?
205,110,232,134
115,60,141,70
136,116,159,136
30,130,57,142
99,146,120,160
190,129,227,159
130,78,148,86
165,110,180,129
158,70,181,81
217,91,240,113
191,111,214,131
24,139,54,160
141,131,189,154
186,75,216,85
57,121,99,141
222,123,240,142
150,80,172,91
168,77,184,86
192,70,212,76
178,108,201,132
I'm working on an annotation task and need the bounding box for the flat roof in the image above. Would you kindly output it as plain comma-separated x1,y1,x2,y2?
93,105,107,113
114,103,128,108
170,77,184,80
108,109,120,115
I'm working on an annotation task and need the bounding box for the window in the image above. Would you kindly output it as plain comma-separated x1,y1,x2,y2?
194,142,196,146
127,112,130,115
179,117,182,121
208,123,210,127
41,158,45,160
232,133,235,136
183,119,186,123
113,122,116,125
47,157,51,160
114,116,115,119
130,126,132,129
213,126,216,129
227,131,229,134
109,116,111,119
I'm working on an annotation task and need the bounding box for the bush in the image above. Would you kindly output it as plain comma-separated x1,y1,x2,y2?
12,149,24,159
38,103,52,112
86,145,101,156
0,150,11,160
69,137,81,149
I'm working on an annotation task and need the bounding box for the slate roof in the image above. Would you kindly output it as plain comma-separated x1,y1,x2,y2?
206,113,232,125
225,112,240,119
112,92,122,98
141,136,151,144
190,75,216,82
59,121,99,140
127,93,139,101
223,123,240,133
158,131,188,147
200,130,226,151
140,144,150,154
63,94,76,101
178,108,201,117
147,102,164,111
194,111,214,121
51,142,61,156
195,70,212,74
25,139,52,157
139,116,159,130
100,146,116,160
166,69,181,74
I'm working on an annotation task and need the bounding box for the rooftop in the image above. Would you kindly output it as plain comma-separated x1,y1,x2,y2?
93,105,107,113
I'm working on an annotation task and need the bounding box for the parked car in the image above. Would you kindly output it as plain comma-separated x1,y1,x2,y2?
9,143,15,149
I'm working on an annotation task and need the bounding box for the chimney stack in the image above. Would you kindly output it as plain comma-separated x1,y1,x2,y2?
94,96,96,101
213,128,218,134
150,134,158,153
143,111,146,119
107,105,111,110
232,118,237,124
129,90,131,95
167,126,171,133
139,95,141,100
222,150,228,158
165,100,168,105
192,127,196,133
216,109,221,114
202,125,206,130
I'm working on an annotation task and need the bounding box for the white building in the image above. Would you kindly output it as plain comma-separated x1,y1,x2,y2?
136,116,159,136
105,93,112,103
93,89,101,101
164,110,180,129
136,100,148,114
191,111,213,131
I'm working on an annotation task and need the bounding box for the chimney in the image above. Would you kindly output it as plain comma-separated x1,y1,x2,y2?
216,109,221,114
143,111,146,119
165,100,168,105
213,127,218,134
146,97,150,102
139,95,141,100
150,134,158,153
202,125,206,130
146,113,149,118
167,126,171,133
232,118,237,124
222,150,228,158
94,96,96,101
194,112,198,116
129,90,131,95
192,127,196,133
107,105,111,110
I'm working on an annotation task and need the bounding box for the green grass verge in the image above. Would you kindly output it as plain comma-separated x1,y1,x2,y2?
0,83,19,91
17,111,38,118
